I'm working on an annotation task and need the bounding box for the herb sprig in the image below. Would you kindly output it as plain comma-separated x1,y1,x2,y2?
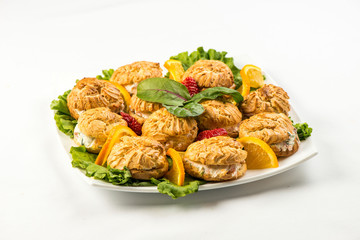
137,78,243,117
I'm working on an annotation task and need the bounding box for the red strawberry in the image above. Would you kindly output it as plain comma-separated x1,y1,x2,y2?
120,112,142,136
182,77,200,97
196,128,228,141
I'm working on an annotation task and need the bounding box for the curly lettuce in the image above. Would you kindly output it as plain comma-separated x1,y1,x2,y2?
294,122,313,141
96,69,114,80
151,178,203,199
50,90,77,138
70,146,133,185
168,47,242,88
70,146,202,198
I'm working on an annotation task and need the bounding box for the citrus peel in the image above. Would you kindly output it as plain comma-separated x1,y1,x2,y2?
237,136,278,169
164,148,185,186
110,82,131,111
95,125,137,166
240,64,264,97
164,59,185,82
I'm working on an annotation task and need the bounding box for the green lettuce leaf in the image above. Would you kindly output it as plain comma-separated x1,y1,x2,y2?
70,146,97,167
70,147,204,198
151,178,202,199
50,90,71,115
50,90,77,138
294,122,313,141
96,69,114,80
70,146,133,185
169,47,242,88
166,156,173,171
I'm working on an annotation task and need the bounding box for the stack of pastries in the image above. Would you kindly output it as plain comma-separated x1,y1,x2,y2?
67,60,299,182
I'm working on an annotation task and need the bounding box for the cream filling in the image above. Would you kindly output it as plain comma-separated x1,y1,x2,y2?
74,125,96,148
187,159,243,179
273,132,296,152
125,83,138,95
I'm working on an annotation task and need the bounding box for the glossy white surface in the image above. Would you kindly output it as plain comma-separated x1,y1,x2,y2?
57,68,318,193
1,1,360,240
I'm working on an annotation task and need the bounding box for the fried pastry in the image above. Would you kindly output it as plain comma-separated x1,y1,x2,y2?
67,78,126,119
73,107,128,153
238,112,299,157
110,61,163,95
184,136,247,181
197,100,242,137
241,84,290,118
107,136,168,180
129,93,162,124
142,108,198,151
181,60,235,89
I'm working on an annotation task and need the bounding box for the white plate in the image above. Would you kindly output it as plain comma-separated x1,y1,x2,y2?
55,57,318,193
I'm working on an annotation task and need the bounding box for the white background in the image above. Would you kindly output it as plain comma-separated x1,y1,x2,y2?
1,0,360,239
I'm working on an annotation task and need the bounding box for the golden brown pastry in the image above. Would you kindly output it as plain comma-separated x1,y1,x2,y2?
142,108,198,151
197,100,242,137
110,61,163,95
241,84,290,118
181,60,235,89
73,107,127,153
184,136,247,181
129,93,162,124
107,136,168,180
67,78,126,119
238,112,300,157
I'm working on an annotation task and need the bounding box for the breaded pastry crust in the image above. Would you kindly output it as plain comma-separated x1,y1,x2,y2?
107,136,168,180
67,78,125,119
184,136,247,181
74,108,127,153
197,100,242,137
182,60,235,89
241,84,290,118
238,112,299,157
142,108,198,151
129,94,162,124
110,61,163,95
79,107,126,138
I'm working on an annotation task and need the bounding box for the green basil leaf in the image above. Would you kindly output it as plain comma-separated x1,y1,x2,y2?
189,87,243,104
169,47,242,88
137,78,191,106
164,102,204,117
